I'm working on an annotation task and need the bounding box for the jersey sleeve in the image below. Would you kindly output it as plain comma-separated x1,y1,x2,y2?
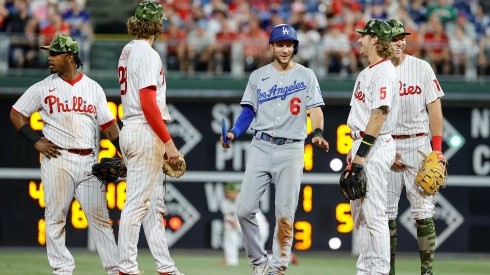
240,71,258,111
136,50,161,90
306,69,325,109
12,83,43,117
422,61,445,105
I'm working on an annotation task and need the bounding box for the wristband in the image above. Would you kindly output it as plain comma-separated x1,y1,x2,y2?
432,135,442,151
19,124,41,145
356,134,376,158
313,128,324,138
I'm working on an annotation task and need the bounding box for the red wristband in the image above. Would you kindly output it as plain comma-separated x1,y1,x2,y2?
432,135,442,151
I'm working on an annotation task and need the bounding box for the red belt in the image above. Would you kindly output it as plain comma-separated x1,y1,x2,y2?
67,149,93,155
392,133,427,139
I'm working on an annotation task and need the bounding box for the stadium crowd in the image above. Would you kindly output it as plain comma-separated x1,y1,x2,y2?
1,0,489,78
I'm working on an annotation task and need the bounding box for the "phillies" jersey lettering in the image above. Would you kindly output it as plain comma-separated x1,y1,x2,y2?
354,90,365,102
399,81,421,96
44,95,96,114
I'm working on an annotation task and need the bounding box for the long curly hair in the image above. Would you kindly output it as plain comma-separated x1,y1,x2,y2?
127,17,163,39
375,39,395,59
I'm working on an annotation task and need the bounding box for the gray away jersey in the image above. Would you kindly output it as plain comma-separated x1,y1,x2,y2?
240,63,324,140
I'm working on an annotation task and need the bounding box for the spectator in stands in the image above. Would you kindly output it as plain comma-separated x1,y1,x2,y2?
4,0,29,36
477,32,490,76
62,0,92,41
346,10,368,72
239,16,270,72
296,19,321,69
163,20,187,71
420,14,451,74
182,19,216,75
472,4,489,41
39,11,70,49
364,0,389,20
214,11,238,74
407,0,428,26
426,0,458,24
0,0,9,32
321,23,354,77
30,0,59,29
4,0,39,68
449,23,476,75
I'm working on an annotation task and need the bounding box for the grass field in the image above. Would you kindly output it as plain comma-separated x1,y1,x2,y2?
1,248,490,274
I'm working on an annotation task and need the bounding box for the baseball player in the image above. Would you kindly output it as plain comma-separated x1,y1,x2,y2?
9,34,120,275
385,19,445,275
117,2,183,275
220,24,329,275
346,19,399,274
220,182,269,267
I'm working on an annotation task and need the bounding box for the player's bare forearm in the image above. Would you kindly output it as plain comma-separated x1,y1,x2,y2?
427,98,443,137
364,107,387,137
309,107,324,131
10,109,60,158
9,108,29,130
101,122,120,141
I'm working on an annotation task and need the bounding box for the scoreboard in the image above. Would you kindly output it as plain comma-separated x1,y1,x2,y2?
0,98,489,252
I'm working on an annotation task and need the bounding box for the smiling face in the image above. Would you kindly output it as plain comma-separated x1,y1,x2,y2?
358,34,376,57
270,40,295,65
390,34,406,59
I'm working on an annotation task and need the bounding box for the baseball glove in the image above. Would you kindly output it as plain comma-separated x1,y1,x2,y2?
339,163,367,200
415,150,447,195
92,157,127,182
162,152,186,178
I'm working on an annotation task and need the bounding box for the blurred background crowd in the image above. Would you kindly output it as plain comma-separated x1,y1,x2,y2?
0,0,489,80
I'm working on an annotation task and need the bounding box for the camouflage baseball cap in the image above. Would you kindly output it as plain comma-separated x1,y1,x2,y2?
386,19,411,37
135,0,166,22
224,182,240,192
356,19,392,41
40,34,79,54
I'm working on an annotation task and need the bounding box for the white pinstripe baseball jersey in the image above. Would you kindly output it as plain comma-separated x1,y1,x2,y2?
118,40,171,125
393,55,445,135
347,59,399,134
13,73,115,149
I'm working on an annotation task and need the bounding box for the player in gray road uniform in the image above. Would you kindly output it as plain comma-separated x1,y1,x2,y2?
220,24,329,275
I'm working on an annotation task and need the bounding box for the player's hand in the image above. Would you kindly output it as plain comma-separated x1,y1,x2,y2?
391,151,406,171
220,132,235,149
312,136,329,152
434,150,446,163
346,149,352,165
35,137,62,159
163,139,180,164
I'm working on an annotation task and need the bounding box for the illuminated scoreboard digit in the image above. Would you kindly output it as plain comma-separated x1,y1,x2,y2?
293,183,354,251
288,112,356,251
